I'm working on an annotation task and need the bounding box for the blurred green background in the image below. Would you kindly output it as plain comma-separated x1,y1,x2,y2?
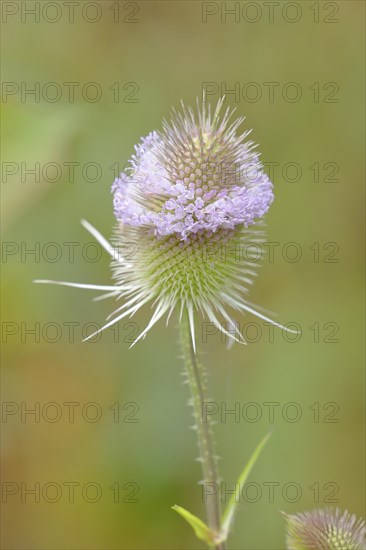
1,1,365,549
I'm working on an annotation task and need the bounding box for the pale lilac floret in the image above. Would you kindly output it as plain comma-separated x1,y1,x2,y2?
112,110,274,241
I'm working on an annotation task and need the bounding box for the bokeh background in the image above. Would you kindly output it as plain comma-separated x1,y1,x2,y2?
2,1,365,549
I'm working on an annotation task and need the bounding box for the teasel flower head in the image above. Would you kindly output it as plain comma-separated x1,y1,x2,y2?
36,99,289,348
283,508,366,550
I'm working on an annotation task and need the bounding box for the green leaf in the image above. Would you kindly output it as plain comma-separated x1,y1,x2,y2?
172,504,217,547
221,432,272,539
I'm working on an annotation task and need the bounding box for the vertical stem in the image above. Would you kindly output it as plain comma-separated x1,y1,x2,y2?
179,312,227,550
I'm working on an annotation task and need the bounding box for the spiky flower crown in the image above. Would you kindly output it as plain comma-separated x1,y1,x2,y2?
107,100,279,348
284,509,366,550
37,100,288,347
